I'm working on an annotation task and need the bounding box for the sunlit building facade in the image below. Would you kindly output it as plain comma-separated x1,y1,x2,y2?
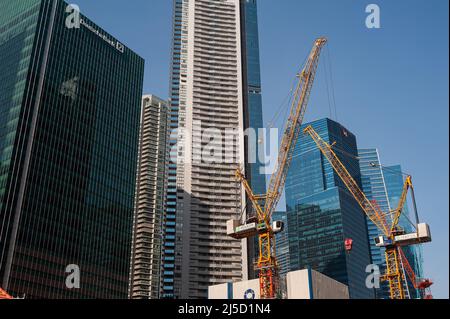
163,0,266,299
129,96,169,299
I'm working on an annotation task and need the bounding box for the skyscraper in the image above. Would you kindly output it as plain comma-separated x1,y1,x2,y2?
272,211,290,276
0,0,144,298
285,118,374,299
240,0,267,280
129,96,169,299
382,165,423,299
359,151,424,299
358,148,391,298
164,0,266,299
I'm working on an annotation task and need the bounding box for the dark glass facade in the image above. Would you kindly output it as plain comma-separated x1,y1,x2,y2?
383,165,424,299
272,211,290,276
240,0,267,279
240,0,266,195
0,0,144,298
358,148,390,299
359,150,425,299
285,118,374,299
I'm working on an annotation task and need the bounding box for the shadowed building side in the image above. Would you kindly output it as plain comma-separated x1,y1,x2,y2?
0,0,144,298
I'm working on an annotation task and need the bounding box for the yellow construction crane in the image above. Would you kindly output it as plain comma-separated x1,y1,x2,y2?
303,125,432,299
398,246,433,299
227,37,327,299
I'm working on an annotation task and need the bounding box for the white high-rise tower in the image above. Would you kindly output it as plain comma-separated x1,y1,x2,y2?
163,0,266,299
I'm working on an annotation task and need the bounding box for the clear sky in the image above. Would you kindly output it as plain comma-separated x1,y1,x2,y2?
74,0,449,298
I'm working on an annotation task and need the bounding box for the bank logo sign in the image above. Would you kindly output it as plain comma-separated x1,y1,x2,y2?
65,5,125,54
80,19,125,53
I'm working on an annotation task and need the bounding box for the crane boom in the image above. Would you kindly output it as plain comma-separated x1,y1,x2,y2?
235,169,265,221
303,125,390,236
398,247,418,290
263,37,327,220
304,125,432,299
303,125,405,298
398,246,433,298
228,37,327,299
390,175,412,233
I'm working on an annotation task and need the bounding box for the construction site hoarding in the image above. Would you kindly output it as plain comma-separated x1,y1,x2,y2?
208,268,349,299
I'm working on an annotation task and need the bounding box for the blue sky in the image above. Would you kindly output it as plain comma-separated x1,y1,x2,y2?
74,0,449,298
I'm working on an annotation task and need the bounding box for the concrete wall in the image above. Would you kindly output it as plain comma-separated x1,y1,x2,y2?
208,283,229,300
310,269,350,299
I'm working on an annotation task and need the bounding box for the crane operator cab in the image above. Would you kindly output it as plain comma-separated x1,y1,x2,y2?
272,220,285,234
375,223,431,247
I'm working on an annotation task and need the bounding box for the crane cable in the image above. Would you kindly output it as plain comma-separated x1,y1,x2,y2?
266,80,295,130
267,55,309,130
323,45,333,120
326,44,339,121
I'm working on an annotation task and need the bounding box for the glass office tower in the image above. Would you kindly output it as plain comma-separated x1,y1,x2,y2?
383,165,424,299
163,0,266,299
240,0,267,280
358,148,391,298
272,211,290,276
240,0,266,195
0,0,144,298
285,118,374,299
359,151,425,299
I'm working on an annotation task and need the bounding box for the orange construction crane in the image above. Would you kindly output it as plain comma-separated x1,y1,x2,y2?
303,125,432,299
398,247,433,299
227,37,327,299
0,287,13,300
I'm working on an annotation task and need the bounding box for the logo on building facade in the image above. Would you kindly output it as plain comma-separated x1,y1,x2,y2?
80,19,125,53
244,289,256,299
65,4,124,54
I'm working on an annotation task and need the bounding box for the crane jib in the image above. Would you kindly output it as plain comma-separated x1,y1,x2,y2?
264,37,328,221
229,37,328,300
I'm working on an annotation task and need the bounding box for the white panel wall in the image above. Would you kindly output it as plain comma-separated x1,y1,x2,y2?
209,269,350,299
